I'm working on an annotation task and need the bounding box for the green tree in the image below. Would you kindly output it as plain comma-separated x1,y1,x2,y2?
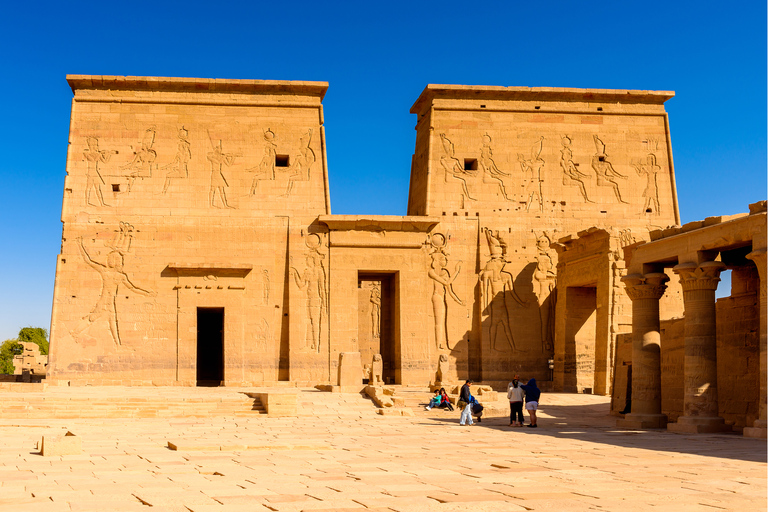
18,327,49,355
0,339,21,375
0,327,49,375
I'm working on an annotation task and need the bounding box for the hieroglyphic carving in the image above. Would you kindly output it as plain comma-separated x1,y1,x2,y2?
370,282,381,338
559,135,593,203
439,134,477,201
518,137,545,212
249,129,277,194
254,318,273,350
161,127,191,194
426,233,463,350
633,139,661,214
533,232,557,352
480,228,525,352
72,222,155,346
207,133,239,209
122,127,157,192
284,129,316,196
290,233,327,353
262,269,270,305
592,135,628,204
479,134,511,200
84,137,118,207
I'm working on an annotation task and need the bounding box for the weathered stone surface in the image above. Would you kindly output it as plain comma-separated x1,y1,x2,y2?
40,431,81,456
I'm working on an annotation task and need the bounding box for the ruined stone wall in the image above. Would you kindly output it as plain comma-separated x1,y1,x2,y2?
716,292,760,428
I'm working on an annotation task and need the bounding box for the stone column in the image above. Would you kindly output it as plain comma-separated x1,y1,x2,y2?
668,261,728,433
617,272,669,429
744,249,767,438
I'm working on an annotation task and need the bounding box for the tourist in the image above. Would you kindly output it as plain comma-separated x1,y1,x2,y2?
458,379,474,426
471,395,484,423
520,378,541,428
507,376,525,426
425,390,442,410
439,387,454,411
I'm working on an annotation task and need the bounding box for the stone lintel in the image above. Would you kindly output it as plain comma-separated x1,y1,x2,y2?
67,74,329,99
411,84,675,115
319,215,440,232
166,263,253,278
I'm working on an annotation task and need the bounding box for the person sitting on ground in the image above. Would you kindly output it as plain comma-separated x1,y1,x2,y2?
520,378,541,428
470,395,484,423
507,376,525,427
458,379,474,426
425,389,442,410
438,387,454,411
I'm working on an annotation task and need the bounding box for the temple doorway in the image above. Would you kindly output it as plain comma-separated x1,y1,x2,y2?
197,307,224,386
563,286,597,393
358,273,398,384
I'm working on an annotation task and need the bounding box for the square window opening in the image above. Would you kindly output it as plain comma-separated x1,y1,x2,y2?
464,158,478,171
275,155,290,167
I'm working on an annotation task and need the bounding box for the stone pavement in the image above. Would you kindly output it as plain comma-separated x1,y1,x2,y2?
0,389,764,511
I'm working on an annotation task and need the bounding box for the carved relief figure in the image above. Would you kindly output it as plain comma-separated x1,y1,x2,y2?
84,137,118,207
517,137,545,212
479,133,511,200
249,129,277,194
122,127,157,192
207,134,238,209
591,135,628,204
290,234,327,353
370,354,384,386
633,152,661,214
439,133,477,201
370,282,381,338
436,353,449,384
427,233,463,350
254,318,272,350
284,129,316,196
533,232,557,352
161,127,192,194
480,228,525,352
559,135,593,203
72,222,155,346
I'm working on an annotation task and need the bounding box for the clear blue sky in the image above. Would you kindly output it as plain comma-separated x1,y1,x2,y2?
0,1,765,341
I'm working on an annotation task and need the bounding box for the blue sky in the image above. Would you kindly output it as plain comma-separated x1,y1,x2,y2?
0,1,765,341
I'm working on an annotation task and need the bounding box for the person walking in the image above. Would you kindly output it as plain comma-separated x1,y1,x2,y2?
507,376,525,426
458,379,474,426
520,378,541,428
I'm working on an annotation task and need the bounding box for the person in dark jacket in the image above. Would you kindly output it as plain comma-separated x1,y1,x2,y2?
520,378,541,428
459,379,474,425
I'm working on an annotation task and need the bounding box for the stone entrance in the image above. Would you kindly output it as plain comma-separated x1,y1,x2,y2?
196,308,224,386
358,273,397,384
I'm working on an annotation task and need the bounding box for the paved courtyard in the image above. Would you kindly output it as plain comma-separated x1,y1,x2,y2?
0,390,765,511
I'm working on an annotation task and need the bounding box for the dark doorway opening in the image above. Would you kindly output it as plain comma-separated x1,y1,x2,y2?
197,308,224,386
358,272,399,384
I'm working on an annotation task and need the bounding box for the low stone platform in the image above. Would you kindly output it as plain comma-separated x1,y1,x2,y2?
0,390,764,511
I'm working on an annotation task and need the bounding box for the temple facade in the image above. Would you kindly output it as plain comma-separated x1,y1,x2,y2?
49,76,682,389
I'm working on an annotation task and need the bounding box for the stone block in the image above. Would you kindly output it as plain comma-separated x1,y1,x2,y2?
338,352,362,388
40,431,82,456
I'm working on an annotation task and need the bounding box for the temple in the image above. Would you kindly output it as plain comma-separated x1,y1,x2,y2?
47,76,765,435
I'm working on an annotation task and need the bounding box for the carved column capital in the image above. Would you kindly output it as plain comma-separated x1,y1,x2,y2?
673,261,726,292
621,272,669,301
747,249,767,280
